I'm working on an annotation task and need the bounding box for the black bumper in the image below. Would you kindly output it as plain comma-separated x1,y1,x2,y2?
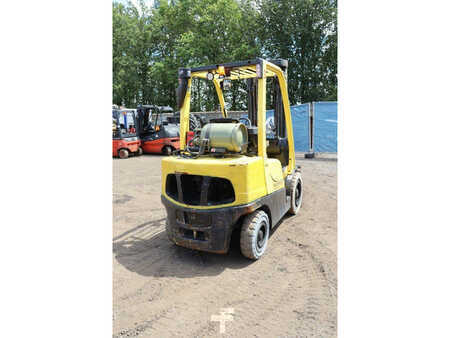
161,195,258,254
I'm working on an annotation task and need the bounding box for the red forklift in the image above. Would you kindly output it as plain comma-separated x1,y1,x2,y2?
136,105,195,155
112,108,143,159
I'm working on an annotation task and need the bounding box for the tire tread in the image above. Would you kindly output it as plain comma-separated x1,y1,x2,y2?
288,172,303,215
240,210,269,260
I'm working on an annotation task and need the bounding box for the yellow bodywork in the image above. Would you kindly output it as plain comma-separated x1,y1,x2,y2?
162,155,266,209
162,59,294,209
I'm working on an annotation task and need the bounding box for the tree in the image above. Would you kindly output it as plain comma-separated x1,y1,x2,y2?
112,0,337,108
258,0,337,103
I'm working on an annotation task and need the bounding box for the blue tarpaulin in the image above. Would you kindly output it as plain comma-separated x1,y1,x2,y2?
266,104,310,152
313,102,337,153
241,101,337,153
291,104,310,152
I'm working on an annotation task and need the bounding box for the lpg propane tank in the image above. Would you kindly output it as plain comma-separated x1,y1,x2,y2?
200,123,248,153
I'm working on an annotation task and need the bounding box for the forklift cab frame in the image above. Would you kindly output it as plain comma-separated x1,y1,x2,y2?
136,105,188,155
176,58,296,178
136,105,174,137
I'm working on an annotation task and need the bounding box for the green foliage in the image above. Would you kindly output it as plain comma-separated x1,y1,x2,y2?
258,0,337,103
112,0,337,108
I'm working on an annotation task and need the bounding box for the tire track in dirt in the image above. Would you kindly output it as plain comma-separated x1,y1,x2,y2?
114,220,336,337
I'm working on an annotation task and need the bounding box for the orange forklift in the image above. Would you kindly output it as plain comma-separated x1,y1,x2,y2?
112,108,142,159
136,105,195,155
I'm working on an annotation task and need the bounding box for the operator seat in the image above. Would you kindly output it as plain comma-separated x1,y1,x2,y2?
267,137,289,167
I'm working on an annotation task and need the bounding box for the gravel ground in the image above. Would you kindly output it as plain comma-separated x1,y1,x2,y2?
113,153,337,337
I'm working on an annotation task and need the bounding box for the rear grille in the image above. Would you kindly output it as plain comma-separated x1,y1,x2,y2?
179,228,207,241
176,210,211,227
166,174,235,206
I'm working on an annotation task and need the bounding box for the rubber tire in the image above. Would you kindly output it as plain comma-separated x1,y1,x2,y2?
163,146,173,155
137,147,143,156
240,210,270,260
190,115,201,130
288,172,303,215
118,149,129,159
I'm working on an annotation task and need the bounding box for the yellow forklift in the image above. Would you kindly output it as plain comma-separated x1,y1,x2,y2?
161,58,303,259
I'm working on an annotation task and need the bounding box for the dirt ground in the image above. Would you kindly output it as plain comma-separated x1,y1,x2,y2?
113,153,337,337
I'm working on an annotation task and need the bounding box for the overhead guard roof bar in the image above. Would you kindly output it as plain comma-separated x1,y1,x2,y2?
190,67,277,80
187,58,283,80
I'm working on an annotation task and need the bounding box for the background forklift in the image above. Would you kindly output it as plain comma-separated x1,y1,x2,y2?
161,58,303,260
112,108,142,159
136,105,197,155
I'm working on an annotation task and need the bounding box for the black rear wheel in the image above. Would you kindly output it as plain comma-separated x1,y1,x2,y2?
288,172,303,215
240,210,270,260
163,146,173,155
118,149,129,159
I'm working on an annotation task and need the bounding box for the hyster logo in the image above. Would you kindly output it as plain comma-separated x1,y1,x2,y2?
210,308,234,334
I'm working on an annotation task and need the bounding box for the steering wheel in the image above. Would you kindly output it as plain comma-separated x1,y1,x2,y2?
239,117,251,126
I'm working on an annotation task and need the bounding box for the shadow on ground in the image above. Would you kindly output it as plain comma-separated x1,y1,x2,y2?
113,217,254,278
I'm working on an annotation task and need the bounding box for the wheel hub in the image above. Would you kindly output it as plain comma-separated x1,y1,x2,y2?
257,225,266,249
295,182,301,207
